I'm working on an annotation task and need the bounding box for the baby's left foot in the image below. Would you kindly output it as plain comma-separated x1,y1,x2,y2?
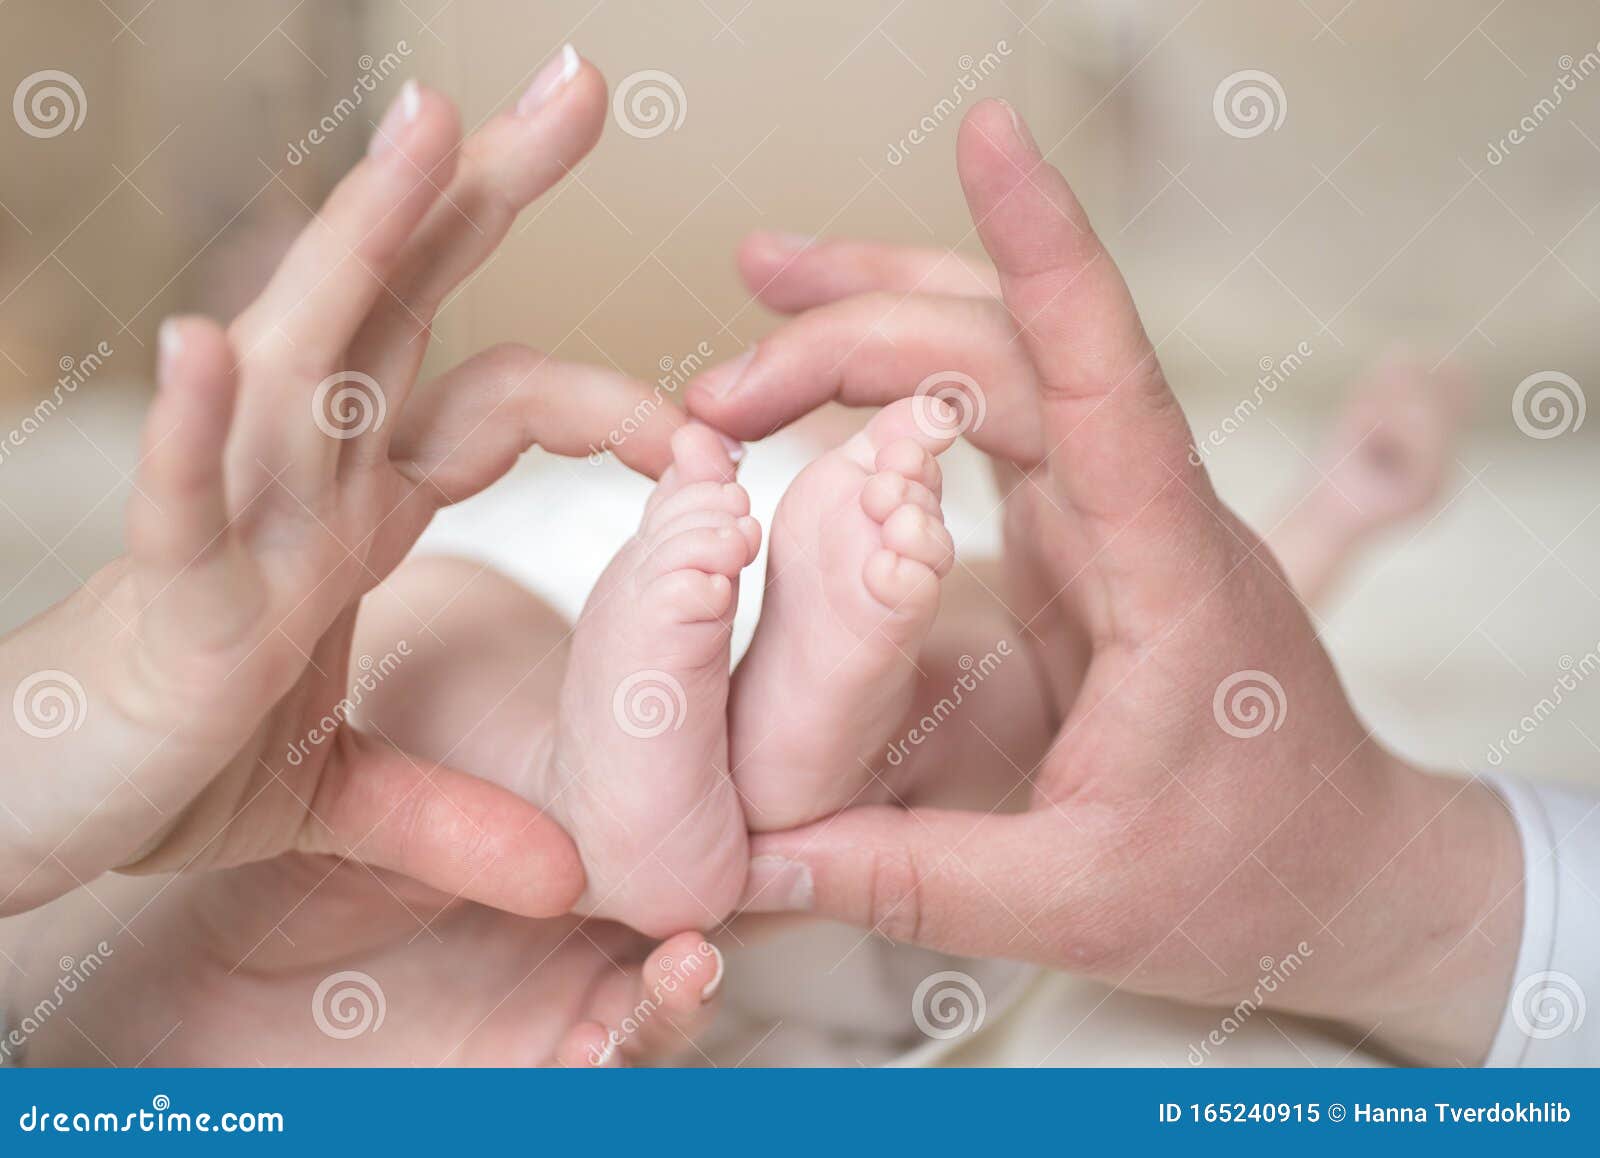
540,425,760,936
730,399,957,832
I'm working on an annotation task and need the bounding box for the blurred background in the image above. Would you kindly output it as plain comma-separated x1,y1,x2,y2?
3,0,1600,859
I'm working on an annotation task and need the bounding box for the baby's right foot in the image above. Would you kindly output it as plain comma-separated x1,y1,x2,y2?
730,399,957,831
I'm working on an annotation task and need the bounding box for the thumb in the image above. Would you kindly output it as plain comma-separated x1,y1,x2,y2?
304,737,586,919
742,806,1068,961
956,101,1228,611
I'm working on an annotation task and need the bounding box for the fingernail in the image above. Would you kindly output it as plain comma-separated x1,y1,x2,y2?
518,43,580,116
157,319,181,383
369,79,422,158
700,943,725,1001
717,433,746,464
740,855,814,913
697,347,757,401
999,99,1038,155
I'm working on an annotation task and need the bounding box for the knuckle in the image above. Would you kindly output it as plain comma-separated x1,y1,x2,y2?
449,160,520,238
476,341,549,385
229,316,327,385
866,841,926,945
473,343,552,414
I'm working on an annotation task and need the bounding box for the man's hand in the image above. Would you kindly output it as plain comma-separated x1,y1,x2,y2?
0,57,681,917
689,100,1523,1065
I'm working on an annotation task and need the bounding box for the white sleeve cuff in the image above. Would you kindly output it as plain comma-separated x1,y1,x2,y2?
1483,774,1600,1066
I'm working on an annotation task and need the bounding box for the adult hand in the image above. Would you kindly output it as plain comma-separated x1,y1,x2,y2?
12,860,724,1067
689,100,1521,1065
0,53,681,917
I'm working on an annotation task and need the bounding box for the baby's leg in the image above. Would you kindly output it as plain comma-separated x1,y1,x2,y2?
1264,353,1468,606
352,555,571,805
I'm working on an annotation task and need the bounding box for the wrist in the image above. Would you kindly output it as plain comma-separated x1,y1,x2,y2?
1321,754,1522,1063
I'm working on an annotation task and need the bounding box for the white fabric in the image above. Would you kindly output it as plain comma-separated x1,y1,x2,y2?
1484,774,1600,1066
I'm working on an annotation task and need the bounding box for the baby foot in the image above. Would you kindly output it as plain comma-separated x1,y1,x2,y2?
730,398,957,832
1315,351,1469,530
1268,351,1469,606
540,424,761,936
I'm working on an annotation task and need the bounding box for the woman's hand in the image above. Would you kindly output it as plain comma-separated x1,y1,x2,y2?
689,100,1523,1065
0,53,683,917
13,860,725,1067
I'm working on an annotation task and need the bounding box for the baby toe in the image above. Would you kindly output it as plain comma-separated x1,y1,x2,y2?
668,422,741,486
861,471,941,524
646,569,734,623
874,438,943,496
862,548,941,618
881,504,954,576
840,396,959,469
735,514,762,560
644,480,750,534
646,523,750,579
651,502,751,543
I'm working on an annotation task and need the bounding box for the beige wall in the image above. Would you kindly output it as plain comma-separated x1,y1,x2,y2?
0,0,360,393
2,0,1598,419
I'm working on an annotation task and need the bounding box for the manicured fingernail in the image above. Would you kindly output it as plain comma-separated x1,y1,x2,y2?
157,319,181,383
697,347,757,401
519,43,580,116
701,943,725,1001
1000,99,1039,154
740,856,814,913
369,79,422,157
717,433,746,463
